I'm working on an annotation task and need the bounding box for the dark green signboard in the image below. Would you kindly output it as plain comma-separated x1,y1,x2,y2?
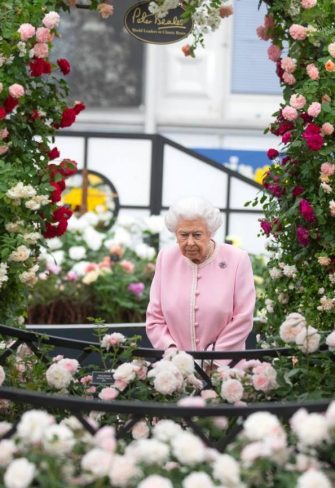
124,0,193,44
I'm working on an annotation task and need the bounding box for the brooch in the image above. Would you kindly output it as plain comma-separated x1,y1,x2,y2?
219,261,227,269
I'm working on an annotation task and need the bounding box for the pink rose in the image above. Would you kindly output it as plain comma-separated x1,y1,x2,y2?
264,14,274,29
281,57,297,73
178,396,206,407
80,375,92,385
36,27,52,43
282,106,298,121
320,162,335,176
306,63,319,80
120,260,135,273
33,42,49,58
282,72,296,85
94,426,116,452
221,379,244,404
201,389,218,400
290,94,306,109
296,226,310,246
9,83,25,99
99,387,119,401
299,199,316,222
256,25,270,41
114,379,128,391
42,11,60,29
219,5,233,18
329,200,335,217
66,271,78,281
58,358,79,373
301,0,317,7
307,102,321,117
321,122,334,135
0,128,9,139
17,23,36,41
268,44,281,62
0,146,9,155
289,24,308,40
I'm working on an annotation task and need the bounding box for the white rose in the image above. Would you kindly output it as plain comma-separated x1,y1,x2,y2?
132,421,149,440
171,351,195,376
68,246,87,260
212,453,241,486
47,237,62,250
171,432,206,465
81,448,114,479
152,420,183,442
221,379,244,404
326,401,335,428
293,412,329,447
46,363,73,390
143,215,165,234
0,422,12,437
125,439,169,465
83,227,104,251
153,370,180,395
244,412,282,441
135,242,156,260
0,365,5,386
17,410,54,443
71,261,91,277
4,458,36,488
297,470,332,488
113,362,136,383
0,440,16,467
23,232,42,245
138,475,173,488
279,313,306,343
9,246,30,262
282,264,297,278
109,455,142,487
42,424,75,455
269,267,282,279
182,472,214,488
326,330,335,351
295,326,320,353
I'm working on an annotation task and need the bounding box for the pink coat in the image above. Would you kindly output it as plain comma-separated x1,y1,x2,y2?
146,243,256,353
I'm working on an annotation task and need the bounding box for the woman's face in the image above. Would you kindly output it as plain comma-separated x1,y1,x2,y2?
176,218,211,263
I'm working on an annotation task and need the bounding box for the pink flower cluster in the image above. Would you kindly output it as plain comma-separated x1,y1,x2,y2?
320,163,335,177
281,57,296,73
252,363,278,392
306,63,319,80
299,199,316,222
301,0,317,8
256,15,274,41
289,24,308,41
290,94,306,110
307,102,321,118
268,44,281,62
282,106,298,121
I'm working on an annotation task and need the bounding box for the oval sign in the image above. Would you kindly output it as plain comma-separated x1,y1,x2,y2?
124,1,193,45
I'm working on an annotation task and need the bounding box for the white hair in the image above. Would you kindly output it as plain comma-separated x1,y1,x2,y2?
165,196,223,235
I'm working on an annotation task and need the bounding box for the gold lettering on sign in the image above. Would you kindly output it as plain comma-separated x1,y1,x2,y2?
132,8,153,24
131,7,185,28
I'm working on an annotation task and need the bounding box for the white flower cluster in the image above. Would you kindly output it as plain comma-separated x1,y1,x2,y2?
6,182,49,210
148,0,179,18
0,262,9,289
279,313,321,352
192,0,222,35
45,357,79,390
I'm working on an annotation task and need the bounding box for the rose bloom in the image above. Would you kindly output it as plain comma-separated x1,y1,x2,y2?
182,472,213,488
328,42,335,57
114,362,136,383
0,128,9,139
94,426,116,452
299,199,316,222
307,102,321,117
46,362,73,389
295,326,321,353
301,0,317,7
9,245,30,262
281,57,296,73
321,162,335,176
256,25,270,41
325,59,335,71
292,411,328,447
297,470,332,488
219,5,233,18
42,424,75,455
36,27,52,43
42,11,60,29
290,93,306,109
221,379,244,403
17,23,36,41
132,421,149,440
81,448,114,479
120,259,135,273
101,332,126,349
97,3,114,18
17,410,54,443
138,475,173,488
109,455,141,487
201,389,218,400
57,358,79,373
171,431,206,465
305,63,319,81
244,412,282,441
329,200,335,216
268,44,281,62
289,24,308,40
0,365,5,386
152,419,183,442
282,106,298,121
282,72,296,85
212,454,241,487
321,122,334,135
326,330,335,351
99,387,119,400
33,42,49,58
4,458,36,488
9,84,25,99
181,44,192,57
0,439,16,467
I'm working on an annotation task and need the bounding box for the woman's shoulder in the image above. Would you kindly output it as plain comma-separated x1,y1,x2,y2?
216,242,249,261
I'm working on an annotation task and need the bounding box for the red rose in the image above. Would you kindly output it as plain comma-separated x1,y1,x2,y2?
73,102,85,115
303,132,324,150
267,148,279,160
278,121,294,135
300,112,313,124
60,108,76,128
292,186,304,197
0,107,6,119
57,58,71,75
268,183,284,198
296,225,310,246
276,60,284,81
43,223,57,239
260,219,272,236
31,110,40,121
281,156,290,165
50,182,62,202
53,206,72,222
57,179,66,192
55,219,68,236
29,58,51,77
48,147,60,160
4,96,18,113
282,132,292,144
299,199,316,222
59,159,77,177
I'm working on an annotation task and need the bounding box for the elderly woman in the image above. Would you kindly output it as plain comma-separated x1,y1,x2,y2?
146,196,256,356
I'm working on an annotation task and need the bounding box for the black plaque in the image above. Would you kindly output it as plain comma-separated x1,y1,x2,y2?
92,371,114,385
124,0,193,44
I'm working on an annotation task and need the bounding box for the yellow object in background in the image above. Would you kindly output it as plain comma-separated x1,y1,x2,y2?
254,165,271,185
63,187,108,212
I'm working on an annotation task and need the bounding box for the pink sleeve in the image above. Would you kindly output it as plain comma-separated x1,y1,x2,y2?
146,251,176,350
214,251,256,355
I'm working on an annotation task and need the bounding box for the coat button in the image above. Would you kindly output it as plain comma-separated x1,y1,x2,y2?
195,290,200,295
197,275,201,279
194,306,199,311
194,322,199,327
195,339,200,344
